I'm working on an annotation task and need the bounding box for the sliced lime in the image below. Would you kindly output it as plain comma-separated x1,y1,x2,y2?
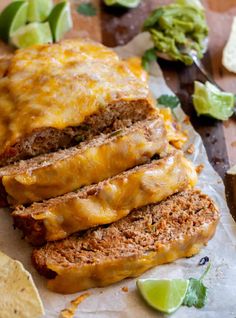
27,0,53,22
0,1,28,42
11,22,52,48
48,1,72,42
103,0,141,8
193,81,234,120
137,279,189,314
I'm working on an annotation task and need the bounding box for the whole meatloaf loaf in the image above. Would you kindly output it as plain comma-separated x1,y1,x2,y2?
12,152,197,245
0,39,157,166
32,189,219,294
0,118,169,206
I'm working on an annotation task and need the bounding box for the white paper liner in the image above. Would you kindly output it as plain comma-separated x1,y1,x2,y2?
0,33,235,318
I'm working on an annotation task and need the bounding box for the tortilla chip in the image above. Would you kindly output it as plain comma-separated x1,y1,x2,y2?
223,17,236,73
0,251,44,318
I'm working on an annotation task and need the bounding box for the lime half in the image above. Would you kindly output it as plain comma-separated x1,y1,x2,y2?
48,1,72,42
137,279,189,314
28,0,53,22
11,22,52,48
0,1,28,41
193,81,234,120
104,0,141,8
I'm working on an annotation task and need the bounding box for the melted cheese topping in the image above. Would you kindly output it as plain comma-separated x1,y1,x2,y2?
159,108,187,149
30,152,197,241
0,78,15,147
0,54,12,78
47,220,218,294
3,119,167,204
1,39,151,150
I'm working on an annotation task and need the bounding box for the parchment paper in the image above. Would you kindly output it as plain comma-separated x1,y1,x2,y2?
0,33,236,318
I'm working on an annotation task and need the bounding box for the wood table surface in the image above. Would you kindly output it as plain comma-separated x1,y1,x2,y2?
0,0,235,218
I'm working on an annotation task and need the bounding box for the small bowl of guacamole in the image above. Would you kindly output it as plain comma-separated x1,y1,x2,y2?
143,0,208,65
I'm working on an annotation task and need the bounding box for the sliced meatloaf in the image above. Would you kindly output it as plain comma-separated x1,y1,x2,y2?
0,118,169,206
0,39,157,166
12,152,197,245
0,99,157,167
32,189,219,294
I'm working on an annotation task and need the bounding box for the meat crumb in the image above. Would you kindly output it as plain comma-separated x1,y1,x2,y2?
60,292,91,318
196,164,204,174
186,144,194,154
122,286,129,292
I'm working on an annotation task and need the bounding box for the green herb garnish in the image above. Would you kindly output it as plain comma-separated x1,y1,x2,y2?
157,94,180,109
183,262,211,309
77,3,97,16
143,8,163,30
141,48,157,71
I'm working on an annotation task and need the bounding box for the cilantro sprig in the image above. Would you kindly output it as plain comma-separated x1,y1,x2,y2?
183,262,211,309
157,94,180,109
141,48,157,71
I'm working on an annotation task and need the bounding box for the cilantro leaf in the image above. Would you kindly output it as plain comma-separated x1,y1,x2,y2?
183,262,211,309
143,8,164,30
77,3,97,16
141,48,157,71
157,94,180,109
183,278,207,308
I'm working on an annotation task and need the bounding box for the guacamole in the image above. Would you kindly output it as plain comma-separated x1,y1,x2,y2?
143,0,208,65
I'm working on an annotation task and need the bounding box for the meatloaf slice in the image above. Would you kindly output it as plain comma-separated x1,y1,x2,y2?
32,189,219,294
0,118,169,206
12,152,197,245
0,99,157,167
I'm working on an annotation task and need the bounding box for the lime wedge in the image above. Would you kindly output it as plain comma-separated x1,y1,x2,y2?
11,22,52,48
0,1,28,42
103,0,141,8
137,279,189,314
193,81,234,120
27,0,53,22
48,1,72,42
